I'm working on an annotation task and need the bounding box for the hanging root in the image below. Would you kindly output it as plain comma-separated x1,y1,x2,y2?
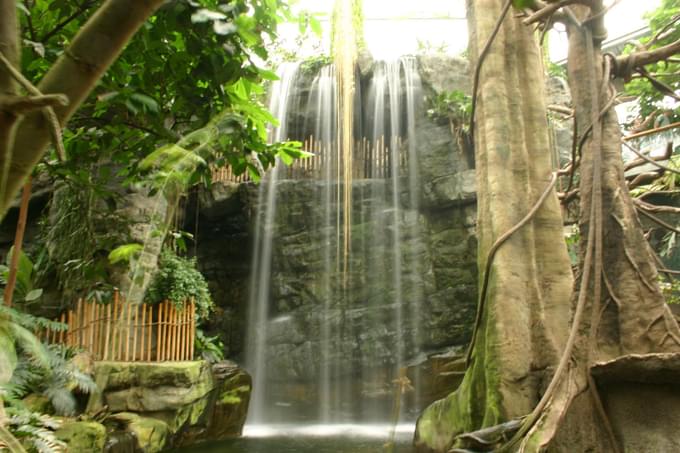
586,372,622,453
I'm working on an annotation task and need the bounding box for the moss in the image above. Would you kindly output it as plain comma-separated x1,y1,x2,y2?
55,420,106,452
111,412,170,453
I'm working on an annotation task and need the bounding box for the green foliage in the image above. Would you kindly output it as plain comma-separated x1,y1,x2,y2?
17,0,305,227
195,329,225,363
416,39,449,54
564,225,580,266
547,61,566,79
41,183,124,303
300,55,333,74
0,249,44,306
512,0,537,9
4,345,95,417
4,407,65,453
146,250,214,320
107,244,143,265
426,90,472,128
622,0,680,130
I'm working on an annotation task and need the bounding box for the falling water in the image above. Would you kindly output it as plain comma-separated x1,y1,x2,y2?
245,62,300,424
244,56,424,426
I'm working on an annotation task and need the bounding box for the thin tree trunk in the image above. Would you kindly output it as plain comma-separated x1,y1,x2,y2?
414,1,573,450
0,0,165,218
3,177,31,307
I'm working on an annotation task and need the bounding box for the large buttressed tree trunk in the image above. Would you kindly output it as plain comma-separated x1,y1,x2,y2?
519,6,680,452
414,0,574,450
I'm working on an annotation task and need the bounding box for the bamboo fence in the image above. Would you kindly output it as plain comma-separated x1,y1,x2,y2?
37,293,196,362
211,135,409,184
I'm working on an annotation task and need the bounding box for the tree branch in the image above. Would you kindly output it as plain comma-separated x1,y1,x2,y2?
0,0,165,219
614,39,680,80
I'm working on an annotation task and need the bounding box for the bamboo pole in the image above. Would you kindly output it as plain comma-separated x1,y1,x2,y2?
167,301,173,361
174,304,180,361
112,292,120,360
140,303,146,361
146,305,152,361
103,302,111,360
117,296,125,361
59,313,65,344
190,301,196,360
125,302,132,361
172,304,179,361
157,302,164,361
89,302,95,355
132,304,139,361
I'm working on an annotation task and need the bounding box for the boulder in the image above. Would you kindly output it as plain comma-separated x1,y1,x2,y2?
108,412,170,453
55,420,107,453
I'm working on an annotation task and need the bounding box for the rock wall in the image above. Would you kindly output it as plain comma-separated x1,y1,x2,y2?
188,55,480,417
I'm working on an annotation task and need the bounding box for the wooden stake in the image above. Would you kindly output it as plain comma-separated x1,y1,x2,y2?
131,304,137,361
147,305,152,361
104,302,112,361
88,301,95,354
157,302,164,361
190,301,196,361
124,302,131,362
140,303,147,361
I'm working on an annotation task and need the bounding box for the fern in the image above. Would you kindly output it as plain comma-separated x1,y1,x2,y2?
6,408,66,453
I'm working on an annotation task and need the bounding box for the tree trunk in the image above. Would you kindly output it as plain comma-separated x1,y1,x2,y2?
0,0,165,219
3,178,31,307
0,0,20,207
519,7,680,452
413,1,574,450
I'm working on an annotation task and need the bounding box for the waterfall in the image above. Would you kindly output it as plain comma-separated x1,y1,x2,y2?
245,62,300,424
244,57,425,426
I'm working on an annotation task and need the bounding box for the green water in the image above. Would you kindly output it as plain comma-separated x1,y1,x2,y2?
172,436,413,452
171,425,415,452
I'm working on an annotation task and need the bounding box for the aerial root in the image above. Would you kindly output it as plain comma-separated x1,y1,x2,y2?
586,373,622,453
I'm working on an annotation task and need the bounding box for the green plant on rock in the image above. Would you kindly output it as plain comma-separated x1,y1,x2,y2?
300,55,333,74
426,89,473,154
195,329,225,363
2,406,66,453
146,250,214,320
4,344,95,417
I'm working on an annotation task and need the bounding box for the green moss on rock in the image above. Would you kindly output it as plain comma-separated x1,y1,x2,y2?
55,420,106,452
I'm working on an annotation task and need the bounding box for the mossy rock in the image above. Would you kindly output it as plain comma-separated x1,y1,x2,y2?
109,412,170,453
55,420,106,453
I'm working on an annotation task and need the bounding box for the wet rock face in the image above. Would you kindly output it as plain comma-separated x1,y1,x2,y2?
190,55,480,417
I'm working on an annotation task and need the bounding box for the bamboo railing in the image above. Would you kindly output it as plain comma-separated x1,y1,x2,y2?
38,293,196,362
211,135,409,184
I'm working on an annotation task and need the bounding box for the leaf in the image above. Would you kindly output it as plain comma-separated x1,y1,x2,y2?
191,8,226,23
213,21,237,35
309,16,322,36
130,93,159,113
23,289,43,302
108,243,143,264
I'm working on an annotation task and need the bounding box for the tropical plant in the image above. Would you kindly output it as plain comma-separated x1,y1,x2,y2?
4,344,95,417
0,249,44,306
2,406,66,453
145,249,214,320
195,329,225,363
